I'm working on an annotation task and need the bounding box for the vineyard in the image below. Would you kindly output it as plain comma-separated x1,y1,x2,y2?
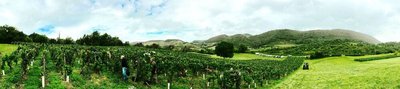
0,43,304,89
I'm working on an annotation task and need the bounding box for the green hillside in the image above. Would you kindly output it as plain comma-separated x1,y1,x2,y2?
204,29,380,47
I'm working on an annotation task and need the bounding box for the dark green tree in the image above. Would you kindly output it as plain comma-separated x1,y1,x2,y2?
123,41,130,46
215,41,234,58
76,31,124,46
49,39,57,44
0,25,31,43
134,43,144,47
28,33,49,43
181,46,192,52
57,38,65,44
64,37,75,44
310,51,325,59
237,44,248,53
165,45,175,50
148,43,160,49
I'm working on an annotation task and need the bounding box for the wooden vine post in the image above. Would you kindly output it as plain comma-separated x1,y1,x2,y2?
167,82,171,89
42,52,46,88
1,52,4,76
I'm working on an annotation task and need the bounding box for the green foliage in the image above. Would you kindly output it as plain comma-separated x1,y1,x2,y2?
134,43,144,47
28,33,49,43
64,37,75,44
1,43,304,88
218,69,241,89
24,66,41,89
165,45,175,50
147,43,160,49
123,41,130,46
70,73,85,87
310,51,325,59
260,39,397,57
47,72,67,89
215,41,234,58
49,39,57,44
0,25,31,43
76,31,124,46
354,55,400,62
237,44,248,53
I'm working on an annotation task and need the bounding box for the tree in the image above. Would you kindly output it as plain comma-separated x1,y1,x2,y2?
134,43,144,47
310,51,325,59
49,39,57,44
123,41,130,46
165,45,175,50
0,25,31,43
237,44,248,53
76,31,124,46
148,43,160,49
181,46,192,52
64,37,75,44
57,38,65,44
215,41,234,58
28,33,49,43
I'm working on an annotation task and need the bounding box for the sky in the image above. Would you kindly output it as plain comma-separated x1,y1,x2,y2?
1,0,400,42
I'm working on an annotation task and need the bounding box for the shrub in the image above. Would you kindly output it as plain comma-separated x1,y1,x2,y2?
310,51,325,59
354,55,400,62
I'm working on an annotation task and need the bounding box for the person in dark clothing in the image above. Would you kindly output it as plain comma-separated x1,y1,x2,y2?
121,55,128,80
303,63,309,70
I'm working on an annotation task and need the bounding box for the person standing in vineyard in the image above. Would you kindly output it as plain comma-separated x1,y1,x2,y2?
121,55,128,80
21,49,29,75
149,51,158,84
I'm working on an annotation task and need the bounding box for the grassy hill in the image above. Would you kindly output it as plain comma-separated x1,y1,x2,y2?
204,29,380,47
274,55,400,88
142,39,187,46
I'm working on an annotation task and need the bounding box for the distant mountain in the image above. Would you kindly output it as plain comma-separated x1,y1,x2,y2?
205,29,380,47
140,39,200,51
142,39,186,46
204,34,229,43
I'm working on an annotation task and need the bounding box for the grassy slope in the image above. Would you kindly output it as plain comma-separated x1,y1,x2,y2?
274,55,400,89
210,53,283,60
0,44,18,56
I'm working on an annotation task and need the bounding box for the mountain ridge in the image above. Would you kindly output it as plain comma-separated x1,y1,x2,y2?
204,29,380,47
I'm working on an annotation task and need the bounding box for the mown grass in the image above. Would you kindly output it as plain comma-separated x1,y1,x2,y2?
274,55,400,89
0,44,18,56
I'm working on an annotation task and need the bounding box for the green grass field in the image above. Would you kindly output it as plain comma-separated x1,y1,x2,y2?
0,44,18,56
210,53,283,60
274,55,400,89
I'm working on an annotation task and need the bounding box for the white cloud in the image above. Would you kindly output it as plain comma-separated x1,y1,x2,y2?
1,0,400,42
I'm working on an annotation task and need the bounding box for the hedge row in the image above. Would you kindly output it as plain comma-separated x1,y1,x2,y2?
354,55,400,62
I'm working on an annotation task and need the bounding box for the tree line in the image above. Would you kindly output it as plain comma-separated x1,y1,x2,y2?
0,25,129,46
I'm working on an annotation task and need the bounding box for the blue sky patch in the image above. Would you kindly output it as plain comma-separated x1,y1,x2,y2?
89,0,96,4
146,30,178,36
38,25,55,34
146,0,168,16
